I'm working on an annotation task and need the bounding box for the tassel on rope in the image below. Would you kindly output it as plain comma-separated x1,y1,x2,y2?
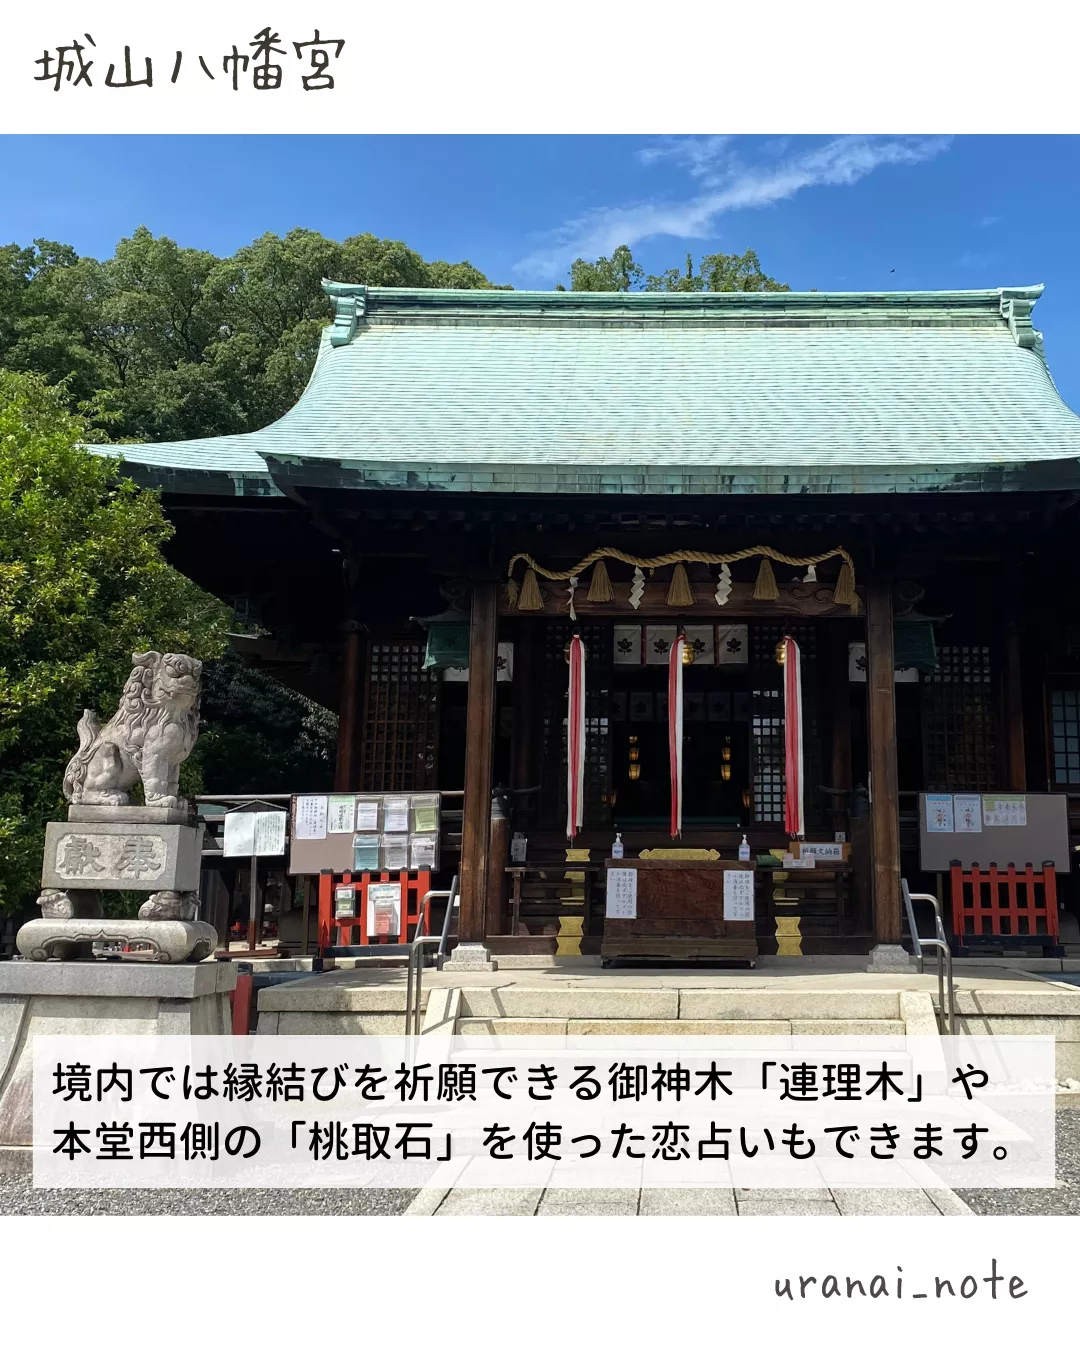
753,557,779,601
832,560,857,610
586,558,613,603
505,576,520,608
517,567,544,611
666,562,695,608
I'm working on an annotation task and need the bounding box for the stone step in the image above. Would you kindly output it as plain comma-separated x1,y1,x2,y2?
458,1017,908,1036
457,987,903,1022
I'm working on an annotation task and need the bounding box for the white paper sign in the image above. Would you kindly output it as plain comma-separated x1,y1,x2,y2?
223,812,255,857
295,795,329,840
606,868,638,919
253,811,287,856
954,794,982,833
925,794,954,833
723,869,755,922
983,795,1027,828
383,796,411,833
355,799,381,831
327,796,356,834
366,882,402,938
224,811,287,857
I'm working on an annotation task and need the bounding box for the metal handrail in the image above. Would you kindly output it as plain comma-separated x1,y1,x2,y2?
405,875,460,1037
902,879,956,1035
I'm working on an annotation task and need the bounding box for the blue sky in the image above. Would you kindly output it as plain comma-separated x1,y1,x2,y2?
4,133,1080,408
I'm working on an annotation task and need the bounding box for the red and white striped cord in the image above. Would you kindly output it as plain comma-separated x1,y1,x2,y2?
566,635,586,840
668,632,685,838
783,635,804,839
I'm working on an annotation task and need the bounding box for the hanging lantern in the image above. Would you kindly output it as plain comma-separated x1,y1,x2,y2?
721,763,732,782
722,740,732,763
741,788,752,809
628,736,641,781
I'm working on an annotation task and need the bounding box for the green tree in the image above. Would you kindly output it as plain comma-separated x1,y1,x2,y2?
2,226,505,444
0,371,231,912
567,244,789,294
565,245,644,292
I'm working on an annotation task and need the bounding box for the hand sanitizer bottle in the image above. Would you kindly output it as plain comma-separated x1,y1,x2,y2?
612,832,624,859
738,834,751,862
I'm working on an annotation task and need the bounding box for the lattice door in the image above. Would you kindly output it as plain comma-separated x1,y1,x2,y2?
921,645,999,791
359,639,440,791
539,621,612,830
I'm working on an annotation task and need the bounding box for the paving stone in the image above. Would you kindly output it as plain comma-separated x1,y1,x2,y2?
436,1188,543,1216
831,1189,944,1216
736,1199,840,1216
639,1188,737,1216
537,1188,640,1215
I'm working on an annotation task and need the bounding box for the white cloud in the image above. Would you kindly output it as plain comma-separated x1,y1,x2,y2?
515,135,952,281
978,215,1002,228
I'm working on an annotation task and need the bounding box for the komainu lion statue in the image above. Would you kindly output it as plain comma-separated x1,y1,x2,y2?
62,652,203,810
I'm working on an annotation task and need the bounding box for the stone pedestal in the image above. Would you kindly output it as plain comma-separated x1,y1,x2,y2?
16,918,218,964
442,941,495,972
866,943,913,973
0,960,236,1173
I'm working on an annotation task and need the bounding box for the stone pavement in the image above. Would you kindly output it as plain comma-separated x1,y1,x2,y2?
406,1185,973,1216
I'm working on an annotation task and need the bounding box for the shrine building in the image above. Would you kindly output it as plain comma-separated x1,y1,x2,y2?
113,281,1080,965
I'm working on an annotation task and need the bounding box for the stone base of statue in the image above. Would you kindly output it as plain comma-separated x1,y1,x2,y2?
15,805,208,963
0,959,236,1173
16,917,218,964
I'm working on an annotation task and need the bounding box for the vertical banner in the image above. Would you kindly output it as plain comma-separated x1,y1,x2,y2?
668,631,686,837
566,635,586,840
783,635,804,839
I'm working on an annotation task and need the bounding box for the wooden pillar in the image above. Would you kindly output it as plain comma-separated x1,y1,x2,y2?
1004,624,1027,791
334,552,363,792
458,581,498,944
866,582,902,948
485,788,511,935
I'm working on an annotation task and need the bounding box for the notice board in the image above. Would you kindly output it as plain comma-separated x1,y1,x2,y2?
917,792,1070,872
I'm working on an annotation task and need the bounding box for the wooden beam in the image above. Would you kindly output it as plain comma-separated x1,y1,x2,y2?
458,581,498,943
866,582,902,946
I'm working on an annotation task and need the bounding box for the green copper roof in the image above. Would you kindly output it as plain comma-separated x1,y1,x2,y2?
112,282,1080,497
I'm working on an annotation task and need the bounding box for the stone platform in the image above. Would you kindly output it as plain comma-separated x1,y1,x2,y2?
0,960,236,1173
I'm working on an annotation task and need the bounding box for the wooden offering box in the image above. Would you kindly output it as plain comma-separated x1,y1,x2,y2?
601,859,757,965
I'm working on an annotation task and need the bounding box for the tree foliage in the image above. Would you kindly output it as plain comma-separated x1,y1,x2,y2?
562,244,789,294
0,371,231,911
0,227,505,443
